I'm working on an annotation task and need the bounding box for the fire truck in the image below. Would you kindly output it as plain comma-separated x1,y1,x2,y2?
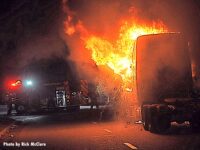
136,33,200,133
4,79,80,114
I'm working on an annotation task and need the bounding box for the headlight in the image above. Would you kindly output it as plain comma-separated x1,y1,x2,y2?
25,80,33,87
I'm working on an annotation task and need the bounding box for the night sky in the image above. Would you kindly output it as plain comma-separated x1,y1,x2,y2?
0,0,64,73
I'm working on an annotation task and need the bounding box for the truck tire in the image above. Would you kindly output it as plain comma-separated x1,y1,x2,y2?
142,106,150,131
190,112,200,131
155,114,170,133
190,121,200,131
148,107,158,133
149,106,170,133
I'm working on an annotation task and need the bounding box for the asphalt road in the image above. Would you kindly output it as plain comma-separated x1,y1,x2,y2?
0,108,200,150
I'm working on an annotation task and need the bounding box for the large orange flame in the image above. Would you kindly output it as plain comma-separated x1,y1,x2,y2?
85,21,168,86
63,11,168,88
63,0,168,90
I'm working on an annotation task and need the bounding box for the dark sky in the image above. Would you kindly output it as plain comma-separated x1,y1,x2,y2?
0,0,69,78
0,0,81,93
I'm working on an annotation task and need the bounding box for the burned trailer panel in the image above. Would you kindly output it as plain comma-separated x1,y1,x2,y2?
136,33,193,104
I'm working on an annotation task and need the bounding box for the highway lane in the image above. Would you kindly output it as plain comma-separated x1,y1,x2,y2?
0,109,200,150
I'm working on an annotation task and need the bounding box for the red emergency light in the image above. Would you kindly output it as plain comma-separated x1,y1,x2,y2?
11,83,17,87
7,80,22,90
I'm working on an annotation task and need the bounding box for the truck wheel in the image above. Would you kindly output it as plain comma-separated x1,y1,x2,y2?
149,107,158,133
190,121,200,131
142,106,150,131
149,107,170,133
16,104,26,114
190,112,200,131
156,114,170,133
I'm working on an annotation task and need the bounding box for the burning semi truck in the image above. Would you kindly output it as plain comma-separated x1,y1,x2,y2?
136,33,200,133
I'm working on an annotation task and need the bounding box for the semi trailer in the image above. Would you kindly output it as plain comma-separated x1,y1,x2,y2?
136,33,200,133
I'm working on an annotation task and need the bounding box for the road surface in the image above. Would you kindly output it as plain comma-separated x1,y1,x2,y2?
0,107,200,150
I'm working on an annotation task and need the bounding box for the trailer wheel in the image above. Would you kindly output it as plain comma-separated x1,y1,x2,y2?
190,112,200,131
142,106,150,131
190,121,200,131
156,114,170,133
149,107,158,133
149,107,170,133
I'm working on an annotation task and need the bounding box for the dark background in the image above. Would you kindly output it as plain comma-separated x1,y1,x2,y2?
0,0,80,102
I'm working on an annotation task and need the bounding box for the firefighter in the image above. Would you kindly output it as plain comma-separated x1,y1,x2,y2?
6,92,12,115
6,92,19,115
90,92,99,109
6,80,22,115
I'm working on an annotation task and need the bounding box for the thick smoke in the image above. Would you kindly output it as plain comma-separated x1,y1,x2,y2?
16,34,68,68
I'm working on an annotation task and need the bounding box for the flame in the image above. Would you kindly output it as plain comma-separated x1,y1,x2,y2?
63,0,168,90
63,9,168,87
85,21,167,85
